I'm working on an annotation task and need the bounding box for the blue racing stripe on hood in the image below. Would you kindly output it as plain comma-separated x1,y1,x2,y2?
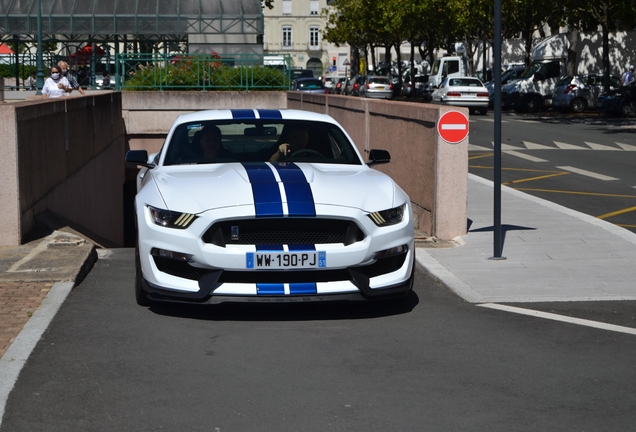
242,163,283,217
274,163,316,216
231,109,256,119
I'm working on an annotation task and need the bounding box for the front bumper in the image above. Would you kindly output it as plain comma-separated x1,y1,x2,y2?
137,202,415,303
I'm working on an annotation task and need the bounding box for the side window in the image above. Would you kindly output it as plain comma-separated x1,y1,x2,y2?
447,60,460,75
545,62,561,79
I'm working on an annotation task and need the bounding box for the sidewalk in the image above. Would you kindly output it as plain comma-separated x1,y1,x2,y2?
417,174,636,303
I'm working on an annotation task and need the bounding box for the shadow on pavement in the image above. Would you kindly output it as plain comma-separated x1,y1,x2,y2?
147,290,420,322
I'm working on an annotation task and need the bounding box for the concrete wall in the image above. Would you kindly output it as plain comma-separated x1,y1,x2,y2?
123,91,288,154
122,91,467,241
287,93,468,240
0,93,126,246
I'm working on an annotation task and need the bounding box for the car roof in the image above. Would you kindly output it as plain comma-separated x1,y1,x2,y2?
173,109,339,126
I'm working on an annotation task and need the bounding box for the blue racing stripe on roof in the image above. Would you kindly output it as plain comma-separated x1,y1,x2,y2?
242,163,284,217
231,109,256,119
257,109,282,119
274,163,316,217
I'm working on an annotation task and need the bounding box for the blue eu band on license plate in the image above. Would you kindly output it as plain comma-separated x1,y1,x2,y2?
246,251,326,269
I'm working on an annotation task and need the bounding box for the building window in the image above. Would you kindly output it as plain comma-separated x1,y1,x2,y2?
309,26,320,49
282,0,292,15
282,26,292,48
310,0,319,15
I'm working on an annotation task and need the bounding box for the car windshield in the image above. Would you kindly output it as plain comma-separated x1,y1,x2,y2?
297,80,323,90
519,63,543,79
163,119,362,166
368,77,389,84
448,78,483,87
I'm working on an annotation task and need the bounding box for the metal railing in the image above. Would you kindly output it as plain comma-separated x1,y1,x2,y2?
116,53,294,91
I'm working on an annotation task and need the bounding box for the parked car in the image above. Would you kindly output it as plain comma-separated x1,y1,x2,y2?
360,76,393,99
125,109,415,305
597,80,636,117
292,77,326,94
343,75,366,96
431,76,489,114
324,76,344,94
326,76,347,94
485,66,526,106
290,69,313,81
552,74,622,113
401,73,429,97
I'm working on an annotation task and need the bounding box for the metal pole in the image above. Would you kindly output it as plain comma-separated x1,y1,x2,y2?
35,0,44,95
490,0,506,260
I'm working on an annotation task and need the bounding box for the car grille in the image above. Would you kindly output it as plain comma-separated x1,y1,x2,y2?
152,253,406,284
202,218,365,247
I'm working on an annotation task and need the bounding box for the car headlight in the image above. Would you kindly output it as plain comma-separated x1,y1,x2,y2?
368,204,405,227
148,205,197,229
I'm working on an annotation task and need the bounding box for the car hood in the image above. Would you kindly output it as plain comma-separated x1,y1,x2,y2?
150,163,396,214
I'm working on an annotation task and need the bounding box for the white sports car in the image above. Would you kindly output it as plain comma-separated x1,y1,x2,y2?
126,109,415,305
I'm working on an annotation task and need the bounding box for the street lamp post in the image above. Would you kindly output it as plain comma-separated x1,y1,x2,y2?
35,0,44,95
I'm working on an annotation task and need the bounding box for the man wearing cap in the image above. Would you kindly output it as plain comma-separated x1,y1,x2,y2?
622,65,635,86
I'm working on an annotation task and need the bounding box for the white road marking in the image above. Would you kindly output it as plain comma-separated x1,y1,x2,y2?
477,303,636,336
554,141,590,150
491,141,522,151
616,142,636,151
504,151,548,162
556,166,619,181
522,141,554,150
585,142,621,151
468,144,493,152
514,119,542,123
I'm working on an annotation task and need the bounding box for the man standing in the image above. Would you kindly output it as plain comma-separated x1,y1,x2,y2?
622,65,635,86
58,61,86,95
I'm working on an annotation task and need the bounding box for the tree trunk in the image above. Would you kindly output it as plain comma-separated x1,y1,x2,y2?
602,25,611,92
566,29,579,76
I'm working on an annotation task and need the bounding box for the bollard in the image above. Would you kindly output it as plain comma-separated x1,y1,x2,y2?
0,77,4,103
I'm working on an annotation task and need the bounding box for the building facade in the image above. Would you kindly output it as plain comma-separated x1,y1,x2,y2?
262,0,349,77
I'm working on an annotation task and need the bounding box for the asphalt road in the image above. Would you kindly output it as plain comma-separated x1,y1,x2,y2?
468,112,636,233
3,249,636,431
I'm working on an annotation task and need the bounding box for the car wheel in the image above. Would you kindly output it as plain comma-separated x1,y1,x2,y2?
524,96,542,113
571,98,587,113
621,101,636,117
468,108,475,115
135,241,152,306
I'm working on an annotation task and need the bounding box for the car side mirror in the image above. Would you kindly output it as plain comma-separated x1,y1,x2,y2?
367,149,391,166
126,150,156,169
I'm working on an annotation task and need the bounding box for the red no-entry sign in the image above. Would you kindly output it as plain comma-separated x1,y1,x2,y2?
437,110,469,144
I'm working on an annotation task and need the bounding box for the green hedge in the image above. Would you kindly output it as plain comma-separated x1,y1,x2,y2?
122,61,289,91
0,64,36,79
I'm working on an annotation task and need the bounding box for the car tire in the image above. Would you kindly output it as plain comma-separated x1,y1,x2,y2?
571,98,587,113
478,107,488,115
621,101,636,118
135,241,152,306
523,95,542,113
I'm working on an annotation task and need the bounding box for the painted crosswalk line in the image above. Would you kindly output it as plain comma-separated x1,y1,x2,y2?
556,166,619,181
585,142,622,151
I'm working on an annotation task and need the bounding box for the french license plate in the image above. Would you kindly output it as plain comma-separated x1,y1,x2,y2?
375,86,385,90
246,251,326,269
